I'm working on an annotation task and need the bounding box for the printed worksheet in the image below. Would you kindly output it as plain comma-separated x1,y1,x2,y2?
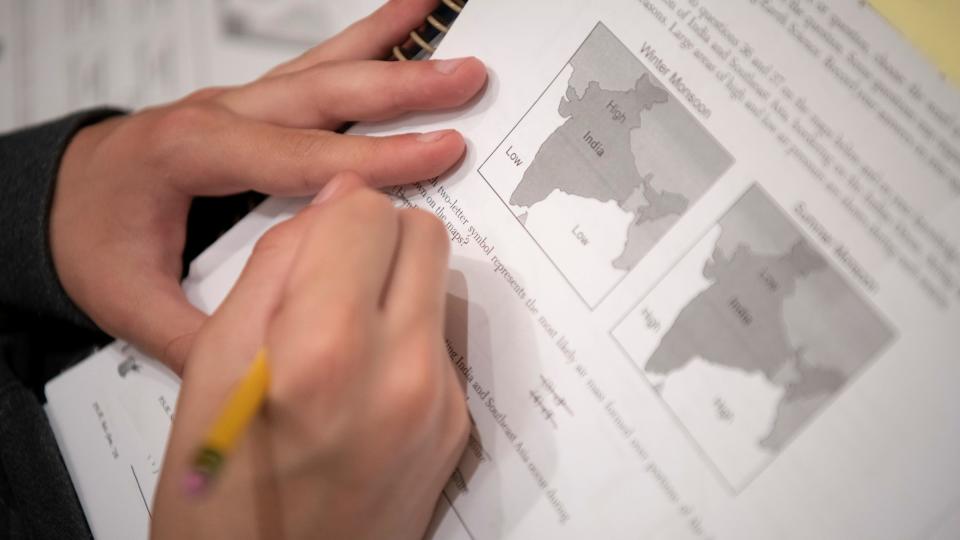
356,2,960,537
48,1,960,539
46,343,179,540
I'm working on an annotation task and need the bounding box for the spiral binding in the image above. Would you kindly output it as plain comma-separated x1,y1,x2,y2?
392,0,468,61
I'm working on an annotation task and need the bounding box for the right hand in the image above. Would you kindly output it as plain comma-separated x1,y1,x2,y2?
152,173,469,539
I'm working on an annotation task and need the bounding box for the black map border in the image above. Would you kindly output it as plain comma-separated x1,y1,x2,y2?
478,20,732,311
474,20,711,311
477,22,607,310
608,182,898,495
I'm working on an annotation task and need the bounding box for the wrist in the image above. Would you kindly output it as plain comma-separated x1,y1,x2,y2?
49,116,125,318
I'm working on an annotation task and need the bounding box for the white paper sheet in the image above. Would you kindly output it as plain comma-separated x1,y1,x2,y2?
44,198,302,540
46,343,179,540
47,1,960,538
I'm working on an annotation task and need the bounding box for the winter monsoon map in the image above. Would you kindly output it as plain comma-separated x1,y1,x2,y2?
479,22,732,307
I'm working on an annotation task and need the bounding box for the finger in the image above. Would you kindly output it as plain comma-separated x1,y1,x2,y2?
263,183,400,391
178,86,233,104
280,180,401,322
187,175,367,374
384,209,450,329
219,57,486,130
263,0,440,78
166,114,466,195
115,275,208,375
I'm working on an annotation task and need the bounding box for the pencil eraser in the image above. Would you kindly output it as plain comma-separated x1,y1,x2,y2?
183,471,209,497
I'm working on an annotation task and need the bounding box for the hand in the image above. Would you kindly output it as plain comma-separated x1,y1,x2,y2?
50,0,486,373
151,173,468,540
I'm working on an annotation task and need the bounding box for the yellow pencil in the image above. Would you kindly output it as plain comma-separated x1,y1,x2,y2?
184,348,270,495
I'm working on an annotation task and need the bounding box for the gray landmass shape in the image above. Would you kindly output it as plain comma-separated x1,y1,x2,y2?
510,76,670,207
759,361,844,450
504,23,733,275
615,181,690,268
644,186,894,453
646,240,827,381
510,76,693,270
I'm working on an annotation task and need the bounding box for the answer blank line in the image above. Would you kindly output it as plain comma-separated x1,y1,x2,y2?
441,491,477,540
131,465,152,519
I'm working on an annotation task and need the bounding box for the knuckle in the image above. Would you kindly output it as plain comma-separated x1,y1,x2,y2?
321,300,367,347
390,368,437,421
386,64,419,109
270,308,369,401
365,135,396,160
288,132,327,161
264,58,298,78
148,104,223,166
387,337,442,416
179,86,227,103
305,60,342,83
358,136,382,162
309,317,366,365
348,189,397,222
404,208,450,252
283,134,330,191
357,139,401,186
283,264,367,326
251,221,296,259
154,104,219,139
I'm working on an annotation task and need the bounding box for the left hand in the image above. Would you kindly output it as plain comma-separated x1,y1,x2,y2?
50,0,487,374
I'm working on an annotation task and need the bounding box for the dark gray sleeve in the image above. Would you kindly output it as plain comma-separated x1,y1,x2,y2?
0,360,92,540
0,109,125,328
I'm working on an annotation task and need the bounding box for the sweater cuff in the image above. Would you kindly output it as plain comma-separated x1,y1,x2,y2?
0,109,126,328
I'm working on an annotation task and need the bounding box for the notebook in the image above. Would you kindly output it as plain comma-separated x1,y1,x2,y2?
47,0,960,538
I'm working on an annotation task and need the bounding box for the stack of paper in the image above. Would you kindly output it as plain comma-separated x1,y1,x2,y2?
44,1,960,539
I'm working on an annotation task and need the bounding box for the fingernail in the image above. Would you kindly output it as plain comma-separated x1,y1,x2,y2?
311,177,341,206
417,130,453,143
434,57,469,75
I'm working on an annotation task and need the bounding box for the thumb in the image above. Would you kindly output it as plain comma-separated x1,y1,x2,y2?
118,278,207,376
65,273,203,375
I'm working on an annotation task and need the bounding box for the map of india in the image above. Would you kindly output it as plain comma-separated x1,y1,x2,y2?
510,77,690,270
612,185,895,490
479,23,732,307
